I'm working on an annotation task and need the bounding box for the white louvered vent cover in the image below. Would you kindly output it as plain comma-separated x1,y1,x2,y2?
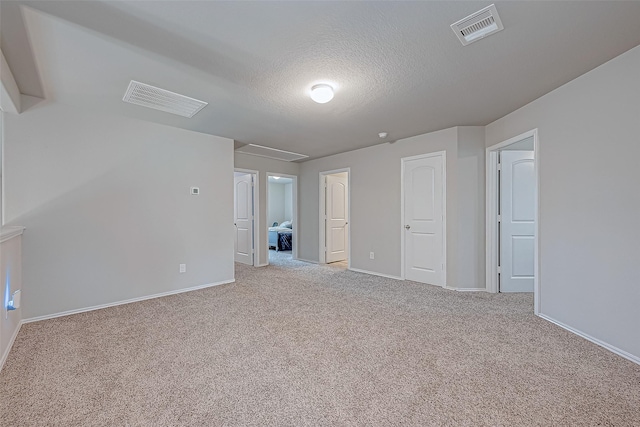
235,144,308,162
451,4,504,46
122,80,208,118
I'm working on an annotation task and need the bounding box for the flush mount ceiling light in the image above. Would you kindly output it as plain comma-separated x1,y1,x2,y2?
310,84,334,104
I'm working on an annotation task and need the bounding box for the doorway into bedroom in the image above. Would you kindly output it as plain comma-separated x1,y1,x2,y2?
267,173,298,265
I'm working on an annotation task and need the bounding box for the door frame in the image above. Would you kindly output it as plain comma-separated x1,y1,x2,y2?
400,151,447,285
234,168,259,267
266,172,299,263
485,129,540,313
318,168,351,266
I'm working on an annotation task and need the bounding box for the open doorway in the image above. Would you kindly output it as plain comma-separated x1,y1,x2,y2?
266,173,298,265
319,169,350,268
234,169,258,266
486,129,539,311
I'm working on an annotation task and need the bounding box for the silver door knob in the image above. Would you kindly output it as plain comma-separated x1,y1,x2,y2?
405,224,411,230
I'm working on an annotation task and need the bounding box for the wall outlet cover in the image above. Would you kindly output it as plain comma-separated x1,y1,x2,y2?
190,187,200,195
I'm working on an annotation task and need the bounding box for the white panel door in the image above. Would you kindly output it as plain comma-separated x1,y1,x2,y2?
325,174,348,263
500,151,535,292
403,155,445,286
234,174,253,265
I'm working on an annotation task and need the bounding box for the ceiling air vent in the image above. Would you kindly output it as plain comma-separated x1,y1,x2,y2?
451,4,504,46
122,80,208,118
235,144,308,162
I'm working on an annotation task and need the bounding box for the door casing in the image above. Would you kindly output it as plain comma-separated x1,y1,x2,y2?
485,129,540,313
266,172,299,263
400,151,447,286
319,168,350,266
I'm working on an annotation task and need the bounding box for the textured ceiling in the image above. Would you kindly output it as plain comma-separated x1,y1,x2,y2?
2,1,640,160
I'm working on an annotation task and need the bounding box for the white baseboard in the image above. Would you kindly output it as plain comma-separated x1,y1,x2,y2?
0,320,23,372
23,279,235,324
444,286,487,292
537,313,640,366
255,263,269,267
348,267,403,281
294,258,318,264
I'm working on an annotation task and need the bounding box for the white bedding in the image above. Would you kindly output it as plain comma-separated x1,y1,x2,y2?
269,226,292,233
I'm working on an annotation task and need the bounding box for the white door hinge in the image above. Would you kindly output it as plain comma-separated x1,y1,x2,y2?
497,266,502,274
497,214,501,222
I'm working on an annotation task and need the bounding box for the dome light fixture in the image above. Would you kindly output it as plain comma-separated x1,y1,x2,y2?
310,84,334,104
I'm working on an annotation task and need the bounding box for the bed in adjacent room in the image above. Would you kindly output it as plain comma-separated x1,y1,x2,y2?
268,221,293,251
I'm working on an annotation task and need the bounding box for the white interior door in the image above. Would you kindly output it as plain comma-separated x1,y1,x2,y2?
234,174,254,265
403,154,445,286
325,173,348,263
500,150,535,292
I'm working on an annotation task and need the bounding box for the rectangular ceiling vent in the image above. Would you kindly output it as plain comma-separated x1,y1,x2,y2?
122,80,208,118
451,4,504,46
235,144,308,162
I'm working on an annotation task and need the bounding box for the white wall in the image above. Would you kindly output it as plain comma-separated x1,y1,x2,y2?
267,182,285,227
234,152,299,266
3,100,235,319
298,127,485,287
456,127,486,289
284,182,293,222
485,45,640,360
299,128,461,281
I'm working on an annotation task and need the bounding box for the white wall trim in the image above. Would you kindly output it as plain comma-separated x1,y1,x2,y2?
0,320,22,372
400,151,447,286
295,258,319,264
0,226,25,243
22,279,235,324
318,168,351,266
538,313,640,366
443,286,487,292
235,168,259,267
266,172,299,264
349,267,402,281
485,129,540,315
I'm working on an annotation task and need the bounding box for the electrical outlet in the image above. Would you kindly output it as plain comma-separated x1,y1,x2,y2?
370,252,375,260
179,264,186,273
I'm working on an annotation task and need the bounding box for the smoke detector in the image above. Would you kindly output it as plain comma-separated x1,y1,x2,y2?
451,4,504,46
123,80,208,118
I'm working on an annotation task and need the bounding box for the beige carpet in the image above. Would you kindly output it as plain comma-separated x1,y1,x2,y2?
1,256,639,426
